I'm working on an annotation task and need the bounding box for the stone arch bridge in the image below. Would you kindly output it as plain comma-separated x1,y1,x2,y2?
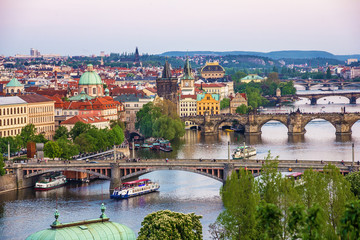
182,112,360,136
9,159,354,192
297,92,360,105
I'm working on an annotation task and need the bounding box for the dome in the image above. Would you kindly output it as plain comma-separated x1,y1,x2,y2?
26,221,136,240
79,64,103,86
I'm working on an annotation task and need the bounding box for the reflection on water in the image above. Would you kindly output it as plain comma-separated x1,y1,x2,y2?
1,90,360,240
0,172,223,240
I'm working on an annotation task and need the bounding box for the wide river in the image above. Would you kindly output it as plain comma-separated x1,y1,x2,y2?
1,87,360,239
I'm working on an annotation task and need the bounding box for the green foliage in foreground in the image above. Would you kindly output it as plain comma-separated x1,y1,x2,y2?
0,154,5,176
138,210,202,240
220,98,230,110
209,152,357,240
345,171,360,198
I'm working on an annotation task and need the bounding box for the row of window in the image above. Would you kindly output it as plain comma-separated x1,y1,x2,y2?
180,113,196,116
198,110,220,115
180,103,196,107
180,108,196,112
125,104,139,108
37,125,54,134
0,128,21,137
0,106,26,116
29,105,53,114
0,117,27,126
198,106,219,111
29,116,54,124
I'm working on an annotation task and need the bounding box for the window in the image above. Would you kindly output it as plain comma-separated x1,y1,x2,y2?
93,88,96,94
134,104,138,107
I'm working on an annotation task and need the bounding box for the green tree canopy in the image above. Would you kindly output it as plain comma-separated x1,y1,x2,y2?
345,171,360,198
138,210,203,240
44,141,62,160
0,153,5,176
220,98,230,110
70,122,92,140
235,104,248,114
54,126,69,140
56,138,78,160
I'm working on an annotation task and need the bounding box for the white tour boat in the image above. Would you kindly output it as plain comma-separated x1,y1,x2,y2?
34,174,67,191
110,179,160,199
232,143,257,159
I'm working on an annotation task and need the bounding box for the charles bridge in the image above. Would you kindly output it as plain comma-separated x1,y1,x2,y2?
7,158,356,192
181,112,360,136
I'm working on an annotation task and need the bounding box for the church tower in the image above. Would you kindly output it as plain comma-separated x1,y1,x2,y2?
134,47,140,64
156,61,178,103
180,57,195,95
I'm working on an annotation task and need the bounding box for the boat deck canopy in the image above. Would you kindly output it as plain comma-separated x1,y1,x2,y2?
122,179,150,185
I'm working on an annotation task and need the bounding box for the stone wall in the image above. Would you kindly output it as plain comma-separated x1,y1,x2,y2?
0,174,17,193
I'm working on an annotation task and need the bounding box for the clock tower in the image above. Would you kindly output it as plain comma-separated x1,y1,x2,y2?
180,57,195,95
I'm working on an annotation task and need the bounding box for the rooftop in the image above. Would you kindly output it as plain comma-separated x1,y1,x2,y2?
0,96,27,105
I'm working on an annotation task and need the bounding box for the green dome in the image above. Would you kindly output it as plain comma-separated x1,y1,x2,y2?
6,78,23,87
79,64,103,85
26,221,136,240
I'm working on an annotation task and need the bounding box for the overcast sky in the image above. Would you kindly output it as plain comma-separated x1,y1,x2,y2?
0,0,359,56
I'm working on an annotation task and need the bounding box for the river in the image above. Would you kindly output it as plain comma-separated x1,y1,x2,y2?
1,87,360,239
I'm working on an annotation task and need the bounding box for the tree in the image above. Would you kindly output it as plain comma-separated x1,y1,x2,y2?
54,126,69,140
138,210,203,240
111,125,125,145
0,153,5,176
220,98,230,110
326,67,331,79
339,200,360,239
236,104,248,114
287,204,306,240
56,138,78,160
19,124,36,147
268,72,280,82
44,141,62,160
345,171,360,198
70,122,91,140
303,204,326,240
257,202,283,240
109,119,126,131
217,168,259,239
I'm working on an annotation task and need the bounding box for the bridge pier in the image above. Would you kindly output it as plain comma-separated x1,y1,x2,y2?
335,123,352,136
310,97,317,105
223,163,234,183
305,84,310,90
109,163,122,194
350,97,357,104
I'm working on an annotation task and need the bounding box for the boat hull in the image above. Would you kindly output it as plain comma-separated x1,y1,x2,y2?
34,182,67,191
110,186,160,199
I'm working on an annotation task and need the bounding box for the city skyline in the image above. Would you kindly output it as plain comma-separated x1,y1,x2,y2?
0,0,360,56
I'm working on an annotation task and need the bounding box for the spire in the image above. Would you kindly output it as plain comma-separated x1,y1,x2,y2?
161,61,172,79
183,57,193,80
52,209,61,226
134,47,140,63
100,203,107,219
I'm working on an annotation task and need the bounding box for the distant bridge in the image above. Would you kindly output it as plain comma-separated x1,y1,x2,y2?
9,159,356,192
290,79,360,90
182,112,360,135
296,92,360,105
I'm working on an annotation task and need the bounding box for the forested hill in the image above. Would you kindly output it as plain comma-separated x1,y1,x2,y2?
160,50,360,61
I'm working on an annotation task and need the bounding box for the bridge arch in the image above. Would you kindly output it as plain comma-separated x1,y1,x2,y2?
303,118,336,132
259,118,289,131
120,168,224,183
24,168,110,180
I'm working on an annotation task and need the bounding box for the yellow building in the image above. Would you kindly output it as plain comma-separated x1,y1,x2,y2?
19,94,55,140
200,62,225,79
0,97,28,137
197,93,220,116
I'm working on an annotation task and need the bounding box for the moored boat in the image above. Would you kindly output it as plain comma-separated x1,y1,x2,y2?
110,179,160,199
232,143,256,159
34,174,67,191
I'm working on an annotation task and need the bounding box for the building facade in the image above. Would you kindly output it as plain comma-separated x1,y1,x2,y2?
230,93,248,114
180,58,195,95
240,74,265,83
19,94,55,139
200,62,225,79
197,93,220,116
0,97,28,137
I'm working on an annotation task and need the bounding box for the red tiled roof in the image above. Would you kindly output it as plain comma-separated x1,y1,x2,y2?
19,94,53,103
194,83,226,88
61,114,108,125
180,94,197,100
